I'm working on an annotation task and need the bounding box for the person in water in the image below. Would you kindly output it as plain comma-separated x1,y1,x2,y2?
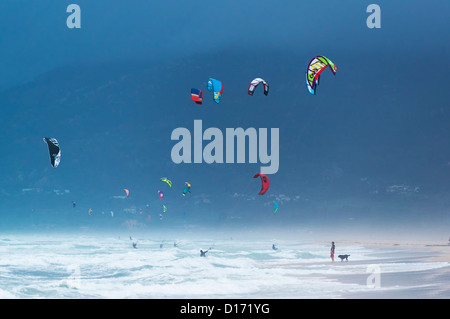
272,244,278,250
132,242,137,249
330,241,335,263
200,249,209,257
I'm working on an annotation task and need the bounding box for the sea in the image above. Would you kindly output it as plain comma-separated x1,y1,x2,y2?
0,232,448,299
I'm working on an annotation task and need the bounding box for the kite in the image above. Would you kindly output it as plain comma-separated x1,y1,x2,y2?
253,173,269,195
273,202,279,214
305,56,337,95
124,189,130,197
207,78,223,103
43,137,61,168
162,205,167,213
88,208,93,215
248,78,269,96
182,182,191,196
191,88,203,105
160,177,172,187
158,190,164,200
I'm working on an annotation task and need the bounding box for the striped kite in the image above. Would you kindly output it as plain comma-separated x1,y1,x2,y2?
305,56,337,95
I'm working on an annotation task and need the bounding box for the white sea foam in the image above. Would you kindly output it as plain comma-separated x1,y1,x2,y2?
0,233,448,298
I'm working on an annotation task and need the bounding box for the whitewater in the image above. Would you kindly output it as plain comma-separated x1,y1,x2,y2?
0,232,449,299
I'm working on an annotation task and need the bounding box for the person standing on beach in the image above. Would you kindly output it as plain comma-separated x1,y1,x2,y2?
330,241,335,263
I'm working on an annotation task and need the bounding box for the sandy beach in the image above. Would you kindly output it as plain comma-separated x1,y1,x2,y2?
326,241,450,299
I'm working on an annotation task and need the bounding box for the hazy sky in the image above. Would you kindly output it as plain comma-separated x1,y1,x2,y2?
0,1,449,238
0,0,446,88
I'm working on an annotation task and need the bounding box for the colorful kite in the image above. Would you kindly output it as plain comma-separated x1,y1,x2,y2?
191,88,203,105
248,78,269,96
253,173,269,195
182,182,191,196
305,56,337,95
160,177,172,187
207,78,223,103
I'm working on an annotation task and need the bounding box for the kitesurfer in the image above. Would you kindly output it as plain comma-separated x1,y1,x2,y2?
272,244,278,250
132,242,137,249
330,241,335,263
200,249,209,257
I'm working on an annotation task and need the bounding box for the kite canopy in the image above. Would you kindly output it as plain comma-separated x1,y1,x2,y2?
273,202,279,214
248,78,269,96
160,177,172,187
253,173,269,195
158,190,164,200
124,189,130,197
305,56,337,95
207,78,223,103
182,182,191,196
43,137,61,168
190,88,203,105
